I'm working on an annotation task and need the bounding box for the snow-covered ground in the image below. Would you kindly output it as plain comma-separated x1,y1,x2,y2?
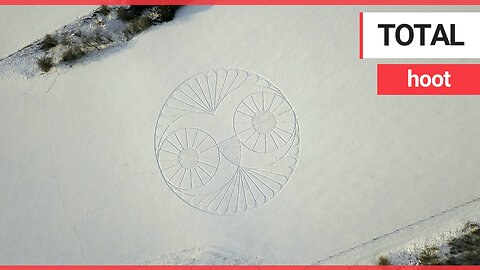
2,5,480,265
144,247,261,265
0,6,95,59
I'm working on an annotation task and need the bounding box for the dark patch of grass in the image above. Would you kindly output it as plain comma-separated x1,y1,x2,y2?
123,15,152,39
37,56,54,72
383,222,480,265
96,5,111,16
377,222,480,265
445,222,480,265
137,16,152,29
62,46,85,62
33,5,182,73
418,246,443,265
152,5,181,24
40,34,58,51
117,6,154,22
129,5,153,15
116,6,137,22
376,255,391,265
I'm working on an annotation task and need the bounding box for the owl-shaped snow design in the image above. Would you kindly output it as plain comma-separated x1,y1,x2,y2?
154,68,300,215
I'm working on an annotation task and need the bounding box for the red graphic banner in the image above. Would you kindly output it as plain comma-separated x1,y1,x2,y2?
3,267,480,270
378,64,480,95
3,0,480,5
0,265,480,270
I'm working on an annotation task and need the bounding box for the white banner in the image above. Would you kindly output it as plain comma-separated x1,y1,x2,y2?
361,12,480,58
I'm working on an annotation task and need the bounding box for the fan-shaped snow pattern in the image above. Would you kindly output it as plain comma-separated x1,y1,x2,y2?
154,68,300,215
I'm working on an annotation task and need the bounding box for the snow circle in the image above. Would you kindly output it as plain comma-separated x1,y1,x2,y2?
233,91,296,153
158,128,220,190
154,68,300,215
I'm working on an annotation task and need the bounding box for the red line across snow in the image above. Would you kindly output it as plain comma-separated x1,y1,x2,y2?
3,0,480,4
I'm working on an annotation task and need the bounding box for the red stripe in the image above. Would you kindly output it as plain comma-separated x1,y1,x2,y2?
3,266,480,269
3,267,480,269
3,0,480,4
378,64,480,95
359,12,363,59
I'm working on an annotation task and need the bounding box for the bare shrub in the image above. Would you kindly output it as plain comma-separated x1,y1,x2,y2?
37,56,54,72
40,34,58,51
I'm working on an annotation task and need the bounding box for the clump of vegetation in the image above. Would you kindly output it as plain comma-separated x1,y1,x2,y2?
444,222,480,265
117,6,155,22
152,5,181,23
123,15,152,39
120,5,182,39
62,46,85,62
116,6,137,22
96,5,111,16
40,34,58,51
37,56,54,72
418,246,443,265
31,5,183,74
376,255,391,265
136,16,153,29
377,222,480,265
117,5,181,24
129,5,153,15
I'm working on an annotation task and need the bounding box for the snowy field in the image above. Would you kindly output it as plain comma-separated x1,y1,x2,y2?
0,6,95,59
2,5,480,265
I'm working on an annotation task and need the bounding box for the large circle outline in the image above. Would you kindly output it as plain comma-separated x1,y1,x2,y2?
153,68,300,215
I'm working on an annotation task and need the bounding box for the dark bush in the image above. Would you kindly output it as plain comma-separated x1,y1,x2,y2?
377,222,480,265
152,5,181,23
33,4,182,73
117,6,154,22
418,246,443,265
129,5,153,15
446,222,480,265
37,56,54,72
123,16,152,39
40,34,58,51
96,5,111,16
62,46,85,62
459,251,480,265
117,6,136,22
137,16,152,29
376,255,391,265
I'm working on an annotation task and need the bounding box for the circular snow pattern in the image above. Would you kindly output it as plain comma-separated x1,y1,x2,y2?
234,92,296,153
158,128,220,189
154,68,300,215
